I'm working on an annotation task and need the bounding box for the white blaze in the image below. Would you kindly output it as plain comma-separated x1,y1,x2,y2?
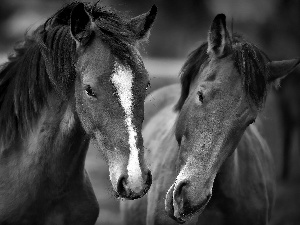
111,61,143,191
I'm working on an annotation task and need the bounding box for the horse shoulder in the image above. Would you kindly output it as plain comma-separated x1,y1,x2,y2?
143,100,178,166
143,102,180,224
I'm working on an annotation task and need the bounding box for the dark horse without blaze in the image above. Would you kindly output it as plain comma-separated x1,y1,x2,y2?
0,2,157,224
121,14,300,225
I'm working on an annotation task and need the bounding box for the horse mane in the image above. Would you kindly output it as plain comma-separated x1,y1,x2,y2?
0,1,136,148
175,34,271,111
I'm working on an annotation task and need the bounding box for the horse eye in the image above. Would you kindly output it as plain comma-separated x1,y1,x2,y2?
249,119,256,125
85,85,97,98
197,91,204,103
145,81,151,96
146,81,151,90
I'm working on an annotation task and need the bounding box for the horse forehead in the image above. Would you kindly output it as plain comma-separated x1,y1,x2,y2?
78,39,147,89
84,39,113,68
197,58,241,92
76,41,113,79
187,59,245,118
203,56,236,77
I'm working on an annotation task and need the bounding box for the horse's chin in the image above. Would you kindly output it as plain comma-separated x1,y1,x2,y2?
165,184,211,223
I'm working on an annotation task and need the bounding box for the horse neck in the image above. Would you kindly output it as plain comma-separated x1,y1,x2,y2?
26,94,90,184
215,127,251,183
214,124,272,197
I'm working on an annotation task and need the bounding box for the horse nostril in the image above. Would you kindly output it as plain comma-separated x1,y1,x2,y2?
174,181,188,206
174,181,187,198
116,170,152,199
145,169,152,187
117,175,128,197
205,193,212,205
172,180,212,220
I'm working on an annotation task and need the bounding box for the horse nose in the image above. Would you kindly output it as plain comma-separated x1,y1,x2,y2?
116,169,152,200
173,180,211,220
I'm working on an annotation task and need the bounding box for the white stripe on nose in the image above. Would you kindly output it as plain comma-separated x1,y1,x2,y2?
111,61,143,192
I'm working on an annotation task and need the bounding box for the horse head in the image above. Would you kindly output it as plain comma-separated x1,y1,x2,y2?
165,14,300,222
70,3,157,200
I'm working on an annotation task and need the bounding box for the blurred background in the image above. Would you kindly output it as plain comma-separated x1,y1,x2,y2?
0,0,299,224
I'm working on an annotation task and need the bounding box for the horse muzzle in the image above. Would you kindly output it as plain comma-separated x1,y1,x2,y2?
115,169,152,200
165,181,212,223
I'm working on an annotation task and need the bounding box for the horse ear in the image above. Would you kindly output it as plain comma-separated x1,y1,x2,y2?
267,59,300,82
70,3,93,46
128,5,157,41
207,14,232,58
49,4,74,27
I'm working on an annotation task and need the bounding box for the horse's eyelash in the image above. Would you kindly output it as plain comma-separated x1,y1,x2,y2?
197,91,204,103
249,119,256,125
85,85,97,98
146,81,151,89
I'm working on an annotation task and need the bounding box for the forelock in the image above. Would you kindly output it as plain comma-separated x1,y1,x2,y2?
232,35,270,108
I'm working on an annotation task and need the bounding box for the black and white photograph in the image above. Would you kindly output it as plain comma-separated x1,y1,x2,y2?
0,0,299,224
